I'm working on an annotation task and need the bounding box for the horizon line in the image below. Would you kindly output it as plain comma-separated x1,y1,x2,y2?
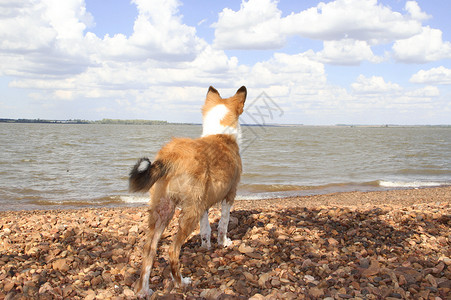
1,118,451,127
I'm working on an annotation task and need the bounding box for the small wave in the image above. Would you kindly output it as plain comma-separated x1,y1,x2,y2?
240,183,308,193
378,180,447,188
29,196,125,206
240,181,385,195
20,158,35,163
398,168,451,176
119,195,149,203
236,194,276,201
316,181,382,189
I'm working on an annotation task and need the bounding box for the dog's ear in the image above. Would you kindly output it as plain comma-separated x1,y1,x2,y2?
234,86,247,115
207,86,220,97
235,86,247,103
203,86,222,115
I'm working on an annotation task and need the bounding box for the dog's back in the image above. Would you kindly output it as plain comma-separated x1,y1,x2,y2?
157,134,241,209
130,134,241,209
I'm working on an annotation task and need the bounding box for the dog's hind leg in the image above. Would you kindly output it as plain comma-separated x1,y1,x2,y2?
200,210,211,249
135,196,175,298
168,210,200,288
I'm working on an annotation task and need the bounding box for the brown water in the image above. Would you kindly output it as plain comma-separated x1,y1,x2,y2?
1,123,450,210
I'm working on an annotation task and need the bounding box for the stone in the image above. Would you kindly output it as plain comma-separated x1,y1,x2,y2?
249,294,266,300
309,287,324,297
258,272,271,287
3,281,15,292
63,286,74,297
238,243,254,254
90,276,102,286
362,260,380,277
129,225,139,233
52,258,70,272
328,237,339,246
38,282,53,294
123,288,134,297
84,294,96,300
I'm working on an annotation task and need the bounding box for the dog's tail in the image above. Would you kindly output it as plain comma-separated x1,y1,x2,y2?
129,157,168,193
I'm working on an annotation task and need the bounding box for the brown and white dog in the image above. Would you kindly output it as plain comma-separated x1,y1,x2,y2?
129,86,247,297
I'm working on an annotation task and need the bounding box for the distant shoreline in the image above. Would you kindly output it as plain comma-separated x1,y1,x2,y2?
0,118,171,125
1,118,450,127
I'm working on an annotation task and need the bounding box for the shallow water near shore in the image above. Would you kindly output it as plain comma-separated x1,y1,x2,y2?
1,123,450,210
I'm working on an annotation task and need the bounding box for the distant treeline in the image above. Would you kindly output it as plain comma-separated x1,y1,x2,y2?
0,118,168,125
0,118,90,124
94,119,168,125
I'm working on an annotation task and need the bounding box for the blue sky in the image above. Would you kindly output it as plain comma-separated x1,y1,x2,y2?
1,0,451,125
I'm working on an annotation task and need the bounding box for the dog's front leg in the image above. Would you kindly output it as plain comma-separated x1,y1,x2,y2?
200,210,211,249
218,200,233,247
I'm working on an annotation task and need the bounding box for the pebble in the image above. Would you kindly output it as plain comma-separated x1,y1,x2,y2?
3,280,15,292
123,288,134,297
0,187,450,298
52,258,70,272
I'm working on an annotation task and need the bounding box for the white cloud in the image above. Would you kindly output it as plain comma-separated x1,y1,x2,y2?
283,0,424,44
405,1,431,21
190,45,241,74
0,0,93,77
313,39,384,65
392,26,451,63
83,0,206,62
0,0,207,81
197,18,207,26
351,75,402,94
7,43,243,110
214,0,426,49
243,52,345,117
0,0,92,52
126,0,203,61
212,0,284,50
406,86,439,98
348,75,441,115
213,0,432,65
410,66,451,85
0,0,242,105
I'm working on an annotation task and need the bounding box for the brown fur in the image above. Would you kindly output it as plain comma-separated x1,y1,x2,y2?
131,86,246,297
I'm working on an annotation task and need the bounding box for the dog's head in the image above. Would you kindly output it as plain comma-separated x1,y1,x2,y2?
201,86,247,138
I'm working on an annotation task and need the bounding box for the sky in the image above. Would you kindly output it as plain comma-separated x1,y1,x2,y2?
1,0,451,125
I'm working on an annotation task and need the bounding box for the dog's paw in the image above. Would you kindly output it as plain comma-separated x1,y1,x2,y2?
135,287,154,298
181,276,192,286
172,275,192,289
219,237,233,247
201,240,211,250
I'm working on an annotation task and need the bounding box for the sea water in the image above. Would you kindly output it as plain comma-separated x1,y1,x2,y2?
1,123,450,210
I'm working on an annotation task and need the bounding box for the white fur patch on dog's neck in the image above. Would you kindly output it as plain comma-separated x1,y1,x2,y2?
201,104,241,145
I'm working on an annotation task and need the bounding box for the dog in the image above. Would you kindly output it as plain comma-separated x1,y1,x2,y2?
129,86,247,297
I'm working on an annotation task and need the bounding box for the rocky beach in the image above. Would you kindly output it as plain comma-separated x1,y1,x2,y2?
1,187,450,299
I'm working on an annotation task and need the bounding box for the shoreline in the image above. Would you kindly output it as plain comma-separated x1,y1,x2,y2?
2,185,451,212
235,185,451,210
1,186,450,299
